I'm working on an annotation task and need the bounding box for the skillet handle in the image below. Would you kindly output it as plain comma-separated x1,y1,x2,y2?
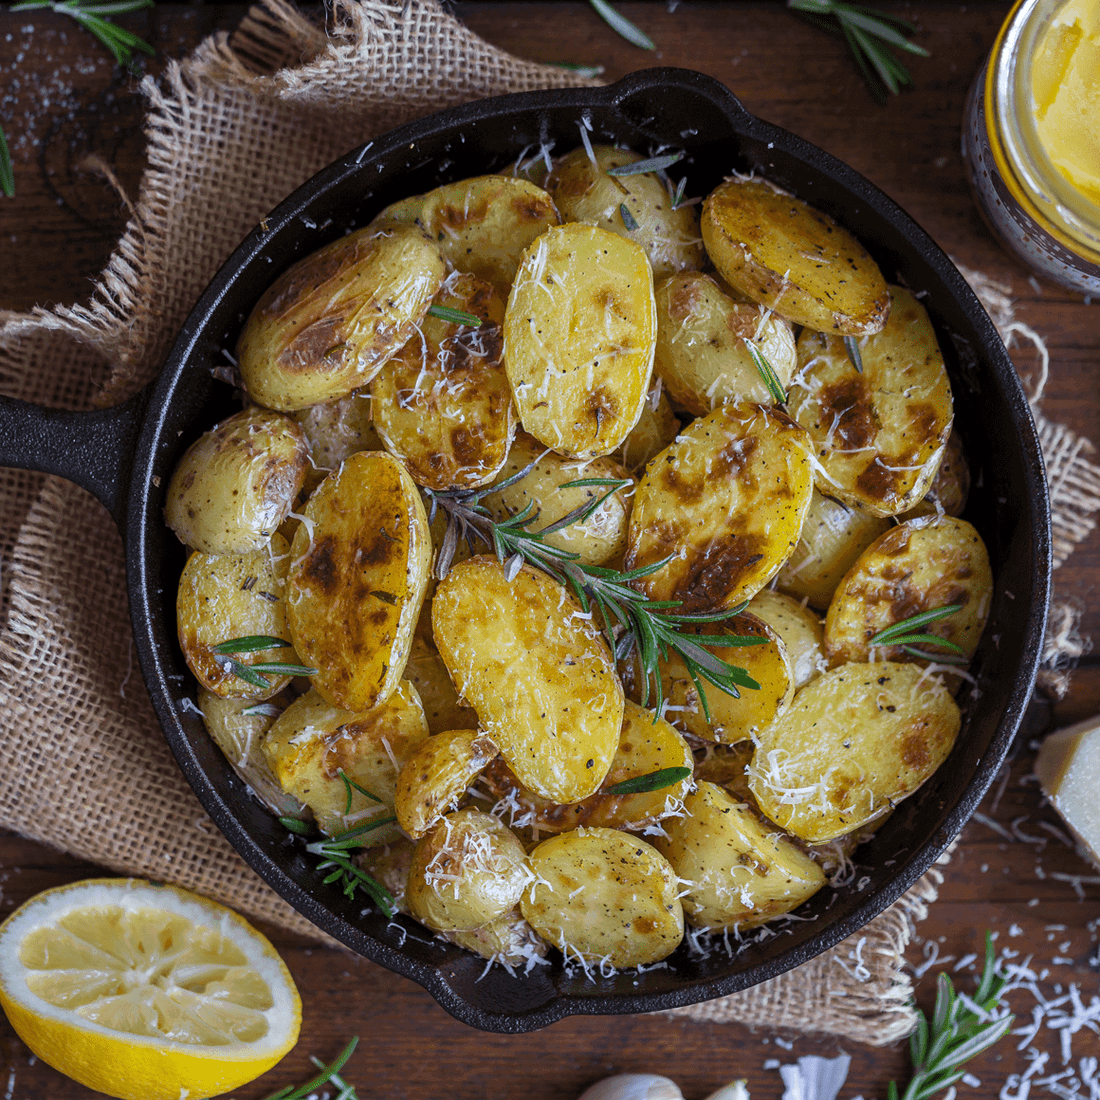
0,388,148,534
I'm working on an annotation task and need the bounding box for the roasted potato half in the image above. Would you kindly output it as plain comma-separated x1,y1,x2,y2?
402,633,479,733
788,286,954,517
287,450,431,712
748,661,961,843
617,385,681,473
441,906,549,968
431,557,624,804
292,390,381,495
654,272,796,414
546,145,704,278
261,682,429,841
165,407,308,556
901,428,971,519
373,272,515,490
504,222,657,459
238,225,445,411
416,174,561,295
701,178,890,336
654,782,825,930
824,515,993,667
407,809,532,932
748,589,827,690
521,827,684,967
625,402,814,611
177,533,300,700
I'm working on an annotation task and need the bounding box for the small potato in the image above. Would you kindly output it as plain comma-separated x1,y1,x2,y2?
504,222,657,459
625,402,814,611
546,145,704,278
701,178,890,336
654,272,797,414
481,433,634,566
165,407,308,555
238,225,445,411
177,533,300,700
824,515,993,667
654,781,825,930
402,633,479,733
287,450,431,712
197,688,306,819
365,194,425,234
748,589,826,690
617,386,681,473
693,741,755,802
788,286,954,517
416,175,561,295
372,272,515,490
521,827,683,967
656,613,793,745
432,557,624,804
261,683,429,840
902,429,970,519
441,906,549,967
478,700,694,835
395,729,499,839
747,661,961,843
407,810,532,932
774,489,891,611
292,390,382,495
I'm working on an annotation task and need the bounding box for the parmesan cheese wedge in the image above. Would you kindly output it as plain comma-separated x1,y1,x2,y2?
1034,715,1100,871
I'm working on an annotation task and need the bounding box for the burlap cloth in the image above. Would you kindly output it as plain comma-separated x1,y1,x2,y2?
1,0,1098,1046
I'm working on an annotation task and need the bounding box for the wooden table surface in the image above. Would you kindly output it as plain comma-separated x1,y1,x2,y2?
1,3,1098,1098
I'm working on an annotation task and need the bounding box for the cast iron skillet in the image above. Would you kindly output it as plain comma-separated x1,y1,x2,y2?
0,69,1050,1032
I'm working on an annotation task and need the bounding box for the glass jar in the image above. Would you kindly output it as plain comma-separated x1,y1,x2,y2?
962,0,1100,295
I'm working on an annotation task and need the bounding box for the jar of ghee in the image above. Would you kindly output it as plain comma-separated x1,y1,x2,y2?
962,0,1100,294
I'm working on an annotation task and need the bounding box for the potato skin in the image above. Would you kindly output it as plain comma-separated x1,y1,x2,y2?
748,589,826,690
238,225,445,411
292,390,381,495
431,557,624,804
287,450,431,712
747,661,961,843
504,222,656,459
625,402,814,611
617,386,680,473
701,178,890,336
165,407,308,555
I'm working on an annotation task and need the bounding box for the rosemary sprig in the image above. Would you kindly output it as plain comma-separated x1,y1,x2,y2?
870,605,967,664
337,769,383,814
263,1036,360,1100
889,933,1014,1100
423,474,766,720
211,636,318,690
844,334,864,373
588,0,654,50
606,766,692,795
427,304,482,328
745,340,787,404
607,152,684,176
12,0,155,68
787,0,929,103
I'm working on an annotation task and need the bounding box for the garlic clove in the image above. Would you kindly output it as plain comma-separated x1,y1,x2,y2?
705,1082,751,1100
578,1073,685,1100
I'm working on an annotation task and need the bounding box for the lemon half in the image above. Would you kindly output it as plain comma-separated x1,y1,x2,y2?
0,878,301,1100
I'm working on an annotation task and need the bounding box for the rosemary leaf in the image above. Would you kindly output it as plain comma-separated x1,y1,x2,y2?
606,766,692,795
552,62,606,79
338,769,384,813
249,661,319,676
870,605,965,653
278,815,313,836
607,152,684,176
0,128,13,198
844,334,864,373
745,340,787,403
588,0,655,50
212,635,292,655
262,1037,360,1100
619,202,639,231
225,661,276,691
427,304,482,328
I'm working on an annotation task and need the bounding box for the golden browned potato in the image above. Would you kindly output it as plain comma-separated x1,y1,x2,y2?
417,175,561,295
402,633,479,733
546,145,704,278
520,827,683,967
701,178,890,336
654,782,825,930
504,223,656,459
747,661,961,843
774,489,892,611
655,612,793,744
287,450,431,712
901,429,970,519
480,432,633,567
748,589,827,690
824,515,993,667
617,385,681,473
261,683,429,841
441,906,549,968
431,557,624,804
372,272,515,490
477,700,693,835
292,390,381,495
395,729,499,839
238,225,445,411
177,533,300,700
165,407,308,555
654,272,796,414
406,809,532,932
624,402,814,611
788,286,954,517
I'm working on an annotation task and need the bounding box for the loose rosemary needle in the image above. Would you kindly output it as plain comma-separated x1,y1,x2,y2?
870,605,967,664
211,635,318,690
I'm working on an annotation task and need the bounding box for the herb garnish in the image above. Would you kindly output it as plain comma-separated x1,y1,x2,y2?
745,341,787,404
619,202,639,231
870,605,967,664
422,473,766,720
0,131,13,200
427,305,483,328
843,334,864,373
337,769,382,814
262,1036,360,1100
889,932,1014,1100
606,766,692,795
607,152,685,176
211,636,318,690
588,0,654,50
